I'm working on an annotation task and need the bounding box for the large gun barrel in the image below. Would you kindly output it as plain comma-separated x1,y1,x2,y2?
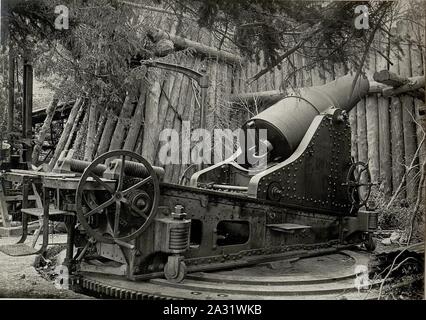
240,74,370,162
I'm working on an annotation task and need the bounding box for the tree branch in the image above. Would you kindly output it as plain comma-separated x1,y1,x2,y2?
247,22,322,84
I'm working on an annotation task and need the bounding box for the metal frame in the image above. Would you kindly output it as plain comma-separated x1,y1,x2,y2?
141,60,209,131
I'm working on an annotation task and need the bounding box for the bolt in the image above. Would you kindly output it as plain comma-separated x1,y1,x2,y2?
175,205,183,214
172,205,186,220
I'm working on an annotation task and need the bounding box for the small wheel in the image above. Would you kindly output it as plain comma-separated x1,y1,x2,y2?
164,256,187,283
75,150,160,244
364,234,376,252
346,162,372,209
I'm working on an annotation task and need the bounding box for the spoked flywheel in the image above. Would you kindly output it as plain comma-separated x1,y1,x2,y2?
345,161,373,209
75,150,160,244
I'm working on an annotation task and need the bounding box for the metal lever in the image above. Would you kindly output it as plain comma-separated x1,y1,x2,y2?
114,239,135,250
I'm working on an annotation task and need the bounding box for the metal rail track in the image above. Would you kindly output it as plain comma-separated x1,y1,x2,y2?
72,250,398,300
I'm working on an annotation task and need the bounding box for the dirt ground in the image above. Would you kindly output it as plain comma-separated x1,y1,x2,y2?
0,234,90,299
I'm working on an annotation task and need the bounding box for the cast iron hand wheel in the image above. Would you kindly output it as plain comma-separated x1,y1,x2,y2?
75,150,160,244
345,161,373,208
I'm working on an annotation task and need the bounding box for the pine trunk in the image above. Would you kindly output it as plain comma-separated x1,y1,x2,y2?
153,71,177,165
72,108,89,159
409,25,426,210
163,69,185,182
171,58,199,183
388,30,406,200
365,56,380,190
84,100,99,161
96,103,119,157
91,110,107,156
356,98,368,198
123,82,148,152
32,97,60,164
207,59,218,130
48,97,83,170
141,72,162,164
399,21,418,203
410,37,426,169
64,101,85,152
390,96,406,200
109,92,137,151
356,99,368,164
378,95,392,196
376,38,392,198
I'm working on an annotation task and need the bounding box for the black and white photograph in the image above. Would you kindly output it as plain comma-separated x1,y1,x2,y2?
0,0,425,304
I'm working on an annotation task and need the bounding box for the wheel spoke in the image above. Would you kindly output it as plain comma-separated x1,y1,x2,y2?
122,176,152,196
89,172,115,194
84,197,115,218
117,155,126,192
114,201,121,237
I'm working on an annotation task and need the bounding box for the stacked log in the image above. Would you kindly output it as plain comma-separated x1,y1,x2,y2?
64,101,85,152
398,21,419,203
108,92,137,152
365,54,380,191
123,74,149,152
409,22,426,206
141,71,162,165
387,25,406,201
48,97,83,169
376,34,392,197
73,107,89,156
357,98,369,167
84,100,99,161
96,102,119,157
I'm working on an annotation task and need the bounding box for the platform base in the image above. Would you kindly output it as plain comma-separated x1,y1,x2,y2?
0,224,39,237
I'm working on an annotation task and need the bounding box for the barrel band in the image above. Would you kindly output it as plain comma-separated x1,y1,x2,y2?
281,95,321,115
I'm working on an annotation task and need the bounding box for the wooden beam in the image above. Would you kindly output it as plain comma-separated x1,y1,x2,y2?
382,76,425,97
407,89,425,102
228,76,425,105
149,28,243,65
373,70,409,87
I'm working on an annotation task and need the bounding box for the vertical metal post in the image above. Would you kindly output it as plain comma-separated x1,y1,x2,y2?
22,58,33,164
7,48,14,136
40,187,50,256
199,69,209,131
22,59,27,160
17,176,29,243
